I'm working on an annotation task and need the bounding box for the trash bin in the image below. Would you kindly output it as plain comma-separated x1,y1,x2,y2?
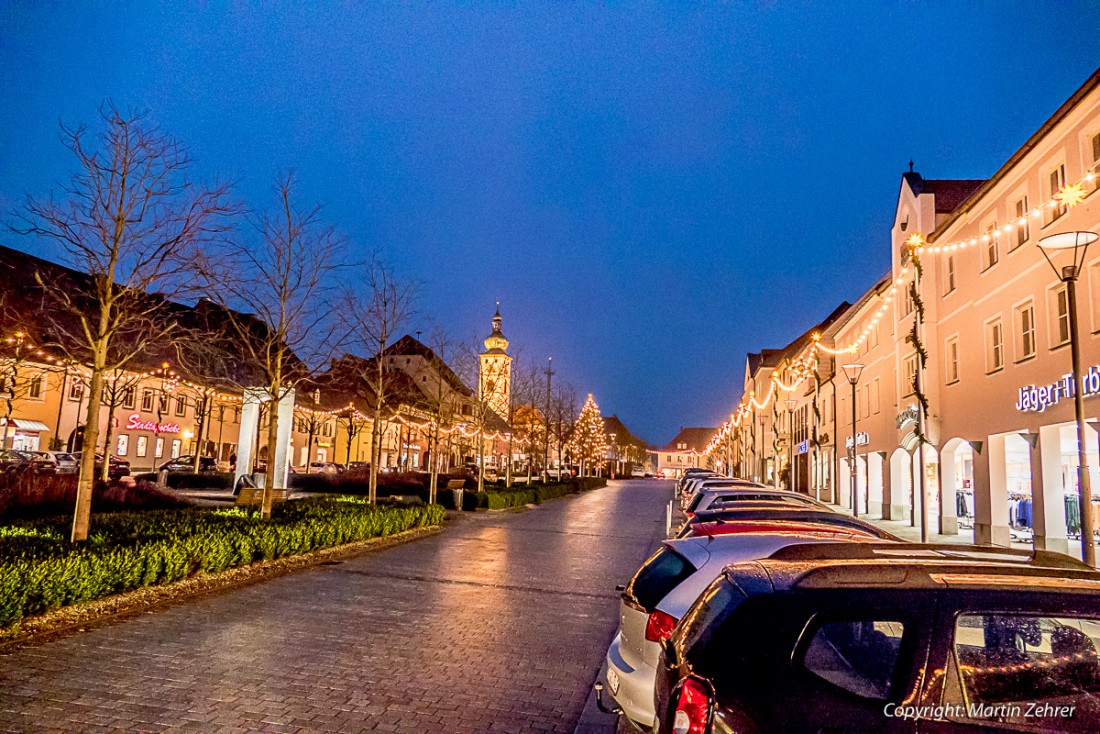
452,488,464,511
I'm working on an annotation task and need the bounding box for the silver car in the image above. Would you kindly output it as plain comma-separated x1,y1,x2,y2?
45,451,79,475
603,530,883,730
684,486,825,518
679,477,765,509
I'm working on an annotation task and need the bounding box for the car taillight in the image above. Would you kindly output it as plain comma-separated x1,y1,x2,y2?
672,677,711,734
644,610,678,643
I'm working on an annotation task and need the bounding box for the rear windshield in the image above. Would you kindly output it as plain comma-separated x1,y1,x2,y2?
709,493,813,508
672,575,744,667
625,546,697,611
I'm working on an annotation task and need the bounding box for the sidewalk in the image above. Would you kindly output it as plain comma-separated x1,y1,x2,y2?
827,501,1095,563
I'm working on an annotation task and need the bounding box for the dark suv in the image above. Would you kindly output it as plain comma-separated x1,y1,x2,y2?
655,542,1100,734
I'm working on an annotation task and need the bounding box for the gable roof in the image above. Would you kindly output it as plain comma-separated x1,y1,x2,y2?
603,414,647,449
902,174,987,214
659,426,718,453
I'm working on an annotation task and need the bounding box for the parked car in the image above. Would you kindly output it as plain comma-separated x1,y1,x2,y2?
679,477,761,507
601,527,887,730
546,466,572,480
631,466,647,478
71,451,130,479
683,487,825,521
0,449,55,475
306,461,342,475
677,504,900,540
158,455,218,473
654,542,1100,734
43,450,79,475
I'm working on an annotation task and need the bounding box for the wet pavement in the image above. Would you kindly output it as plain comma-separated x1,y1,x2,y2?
0,479,671,733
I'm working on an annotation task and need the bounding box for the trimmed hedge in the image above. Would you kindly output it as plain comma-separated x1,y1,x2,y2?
0,498,445,627
0,476,192,521
468,477,608,510
134,472,235,490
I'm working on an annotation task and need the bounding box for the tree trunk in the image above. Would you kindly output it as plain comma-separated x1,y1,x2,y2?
368,415,380,504
99,403,115,482
429,423,439,504
260,392,280,519
72,368,106,542
477,432,485,492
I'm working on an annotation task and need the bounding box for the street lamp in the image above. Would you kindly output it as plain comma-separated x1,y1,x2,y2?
1038,230,1098,567
785,398,797,492
841,363,865,518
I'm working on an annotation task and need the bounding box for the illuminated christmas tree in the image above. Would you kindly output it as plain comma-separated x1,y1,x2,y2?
571,393,608,476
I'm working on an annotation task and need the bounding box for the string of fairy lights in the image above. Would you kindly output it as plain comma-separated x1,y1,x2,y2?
703,165,1100,459
0,333,526,444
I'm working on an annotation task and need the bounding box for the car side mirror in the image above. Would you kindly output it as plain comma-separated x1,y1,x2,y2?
615,584,625,592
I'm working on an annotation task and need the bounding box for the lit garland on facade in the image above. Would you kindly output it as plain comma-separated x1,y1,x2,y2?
702,172,1097,460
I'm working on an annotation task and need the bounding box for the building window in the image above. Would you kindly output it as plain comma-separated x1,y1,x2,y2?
69,380,84,401
902,354,918,397
28,375,43,400
1012,196,1029,250
157,393,168,414
944,255,956,294
136,436,148,458
1050,285,1071,347
1048,164,1067,223
945,337,960,384
986,319,1004,372
171,439,181,459
869,378,880,415
901,284,914,317
122,386,135,410
117,435,129,456
174,396,186,416
155,437,164,458
982,222,999,271
1091,261,1100,333
1015,301,1036,361
141,389,154,412
1092,131,1100,165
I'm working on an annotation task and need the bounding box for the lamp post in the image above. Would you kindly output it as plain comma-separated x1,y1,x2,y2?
842,363,865,518
785,398,797,492
543,356,553,481
1038,230,1097,567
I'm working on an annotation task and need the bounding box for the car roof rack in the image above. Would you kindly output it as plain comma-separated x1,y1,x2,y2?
766,541,1092,571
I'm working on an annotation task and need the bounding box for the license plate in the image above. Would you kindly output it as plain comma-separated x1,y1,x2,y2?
607,667,620,695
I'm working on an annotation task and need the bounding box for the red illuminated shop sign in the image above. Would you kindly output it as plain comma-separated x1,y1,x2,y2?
126,414,182,434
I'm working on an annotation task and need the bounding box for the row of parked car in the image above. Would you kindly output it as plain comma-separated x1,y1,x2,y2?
0,449,131,479
599,467,1100,733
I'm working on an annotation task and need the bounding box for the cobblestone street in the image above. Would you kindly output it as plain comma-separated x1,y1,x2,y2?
0,480,669,733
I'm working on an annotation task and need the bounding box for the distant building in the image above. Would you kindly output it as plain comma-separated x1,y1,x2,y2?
603,414,649,475
653,427,717,479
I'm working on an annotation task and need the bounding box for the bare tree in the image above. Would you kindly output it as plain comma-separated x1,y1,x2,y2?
197,173,346,518
14,105,238,541
93,366,145,480
339,256,416,504
509,358,546,483
421,325,463,503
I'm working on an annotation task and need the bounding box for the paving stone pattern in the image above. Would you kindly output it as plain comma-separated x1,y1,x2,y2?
0,479,671,733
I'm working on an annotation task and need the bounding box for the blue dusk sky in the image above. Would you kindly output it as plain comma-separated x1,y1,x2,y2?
1,3,1098,445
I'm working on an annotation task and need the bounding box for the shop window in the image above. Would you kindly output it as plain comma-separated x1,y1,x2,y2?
136,436,148,458
28,375,43,400
141,389,154,412
902,354,918,397
171,439,181,459
986,319,1004,373
1012,196,1030,250
944,255,956,295
116,434,129,456
1015,301,1036,361
944,613,1100,733
1050,285,1071,347
1047,164,1067,224
982,222,999,271
175,396,186,416
69,380,84,401
945,337,960,384
155,437,164,458
801,619,905,700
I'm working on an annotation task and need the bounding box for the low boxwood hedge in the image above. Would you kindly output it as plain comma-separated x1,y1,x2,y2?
0,498,445,628
465,477,608,510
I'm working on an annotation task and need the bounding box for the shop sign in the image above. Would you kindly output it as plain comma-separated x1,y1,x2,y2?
896,405,919,429
845,432,870,449
126,413,182,434
1015,365,1100,413
795,440,810,455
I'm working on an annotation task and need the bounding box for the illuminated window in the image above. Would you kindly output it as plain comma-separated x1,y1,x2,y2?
1015,301,1036,360
1012,196,1029,250
69,380,84,401
986,319,1004,372
945,337,960,384
1048,164,1067,223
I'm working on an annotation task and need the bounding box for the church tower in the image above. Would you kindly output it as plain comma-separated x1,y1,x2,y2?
480,303,512,420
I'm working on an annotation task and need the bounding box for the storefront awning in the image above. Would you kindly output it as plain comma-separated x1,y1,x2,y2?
7,419,50,432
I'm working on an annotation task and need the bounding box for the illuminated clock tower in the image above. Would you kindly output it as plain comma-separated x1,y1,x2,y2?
480,303,512,420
